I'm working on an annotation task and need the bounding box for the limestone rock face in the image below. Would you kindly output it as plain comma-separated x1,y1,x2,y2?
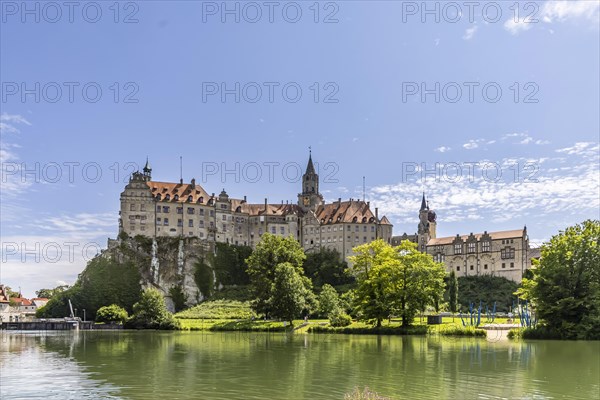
104,236,215,307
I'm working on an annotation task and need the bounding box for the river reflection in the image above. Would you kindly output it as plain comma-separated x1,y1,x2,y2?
1,331,598,399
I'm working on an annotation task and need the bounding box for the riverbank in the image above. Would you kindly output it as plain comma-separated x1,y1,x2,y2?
176,317,490,337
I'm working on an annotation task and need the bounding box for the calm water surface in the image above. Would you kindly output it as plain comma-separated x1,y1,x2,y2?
1,331,598,399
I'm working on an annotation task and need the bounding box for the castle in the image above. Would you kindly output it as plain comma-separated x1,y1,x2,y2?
119,154,532,282
391,193,532,282
119,153,393,259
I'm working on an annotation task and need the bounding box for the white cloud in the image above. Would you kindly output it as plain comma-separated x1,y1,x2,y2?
541,0,600,23
556,142,599,156
463,139,484,150
504,0,600,35
370,141,599,238
435,146,451,153
463,25,478,40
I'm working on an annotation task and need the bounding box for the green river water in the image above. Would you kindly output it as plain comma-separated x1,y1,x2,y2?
1,331,598,399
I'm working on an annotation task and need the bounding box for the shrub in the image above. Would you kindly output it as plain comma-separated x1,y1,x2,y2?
96,304,129,324
329,308,352,327
126,288,180,330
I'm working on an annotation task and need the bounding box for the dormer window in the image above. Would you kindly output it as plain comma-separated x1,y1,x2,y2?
187,195,193,202
199,196,204,203
352,217,357,222
156,194,161,200
482,241,491,252
174,195,179,201
165,194,171,201
362,217,367,223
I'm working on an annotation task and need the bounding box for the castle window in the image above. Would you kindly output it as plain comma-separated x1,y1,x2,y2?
502,263,506,268
156,218,161,224
199,232,204,238
140,204,146,211
510,262,514,268
236,206,241,213
187,195,193,202
457,266,460,271
363,236,367,242
177,219,183,227
371,226,375,232
199,220,204,227
165,194,171,201
484,264,488,270
222,224,227,232
156,206,161,213
355,225,359,232
163,206,170,213
199,209,204,216
210,210,214,217
271,227,276,234
199,197,204,203
222,215,227,221
177,207,183,214
454,244,462,255
221,204,227,210
467,242,476,253
470,265,474,271
156,194,161,200
188,219,193,227
363,226,367,232
501,247,515,259
164,218,169,226
280,227,285,234
130,204,136,211
174,195,179,201
482,241,491,252
187,207,194,214
352,217,357,222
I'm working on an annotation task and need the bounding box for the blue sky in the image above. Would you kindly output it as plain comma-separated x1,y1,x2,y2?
1,1,599,296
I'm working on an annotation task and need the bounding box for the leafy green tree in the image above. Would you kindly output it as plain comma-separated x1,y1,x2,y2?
169,285,188,312
245,233,306,317
194,257,214,299
212,243,252,285
96,304,129,324
458,275,517,312
318,284,340,317
304,248,353,286
37,257,141,320
448,270,459,317
350,239,446,327
127,288,179,330
517,220,600,339
35,285,69,299
269,262,313,326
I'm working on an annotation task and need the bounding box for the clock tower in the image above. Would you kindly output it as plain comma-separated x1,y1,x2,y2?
298,149,323,212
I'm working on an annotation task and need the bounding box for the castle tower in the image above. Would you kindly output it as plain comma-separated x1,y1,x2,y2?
298,149,323,211
142,157,152,181
417,193,437,252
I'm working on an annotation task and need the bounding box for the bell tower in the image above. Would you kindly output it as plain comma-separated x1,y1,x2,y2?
298,148,323,211
417,192,437,252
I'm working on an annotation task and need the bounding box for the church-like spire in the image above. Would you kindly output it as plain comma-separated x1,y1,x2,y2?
143,157,152,173
420,192,427,211
305,147,315,175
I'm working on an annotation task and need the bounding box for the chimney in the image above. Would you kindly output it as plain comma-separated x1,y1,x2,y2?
367,201,370,208
191,178,196,189
338,197,341,204
264,198,268,210
243,195,247,203
180,178,183,184
375,207,379,220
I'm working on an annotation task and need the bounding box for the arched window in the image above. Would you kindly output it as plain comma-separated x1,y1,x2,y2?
199,196,204,203
187,195,193,202
236,206,242,213
165,194,171,201
156,194,161,200
352,217,357,222
174,195,179,201
362,217,367,223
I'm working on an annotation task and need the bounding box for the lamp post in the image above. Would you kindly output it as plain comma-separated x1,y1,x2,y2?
83,309,86,322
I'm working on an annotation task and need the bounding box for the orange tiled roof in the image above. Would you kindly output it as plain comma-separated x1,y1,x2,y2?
427,229,525,246
11,297,32,306
147,181,211,203
315,200,377,224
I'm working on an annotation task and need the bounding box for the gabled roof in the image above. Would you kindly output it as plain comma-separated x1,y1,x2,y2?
11,297,32,306
379,216,392,225
314,200,376,224
148,181,212,204
427,229,526,246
